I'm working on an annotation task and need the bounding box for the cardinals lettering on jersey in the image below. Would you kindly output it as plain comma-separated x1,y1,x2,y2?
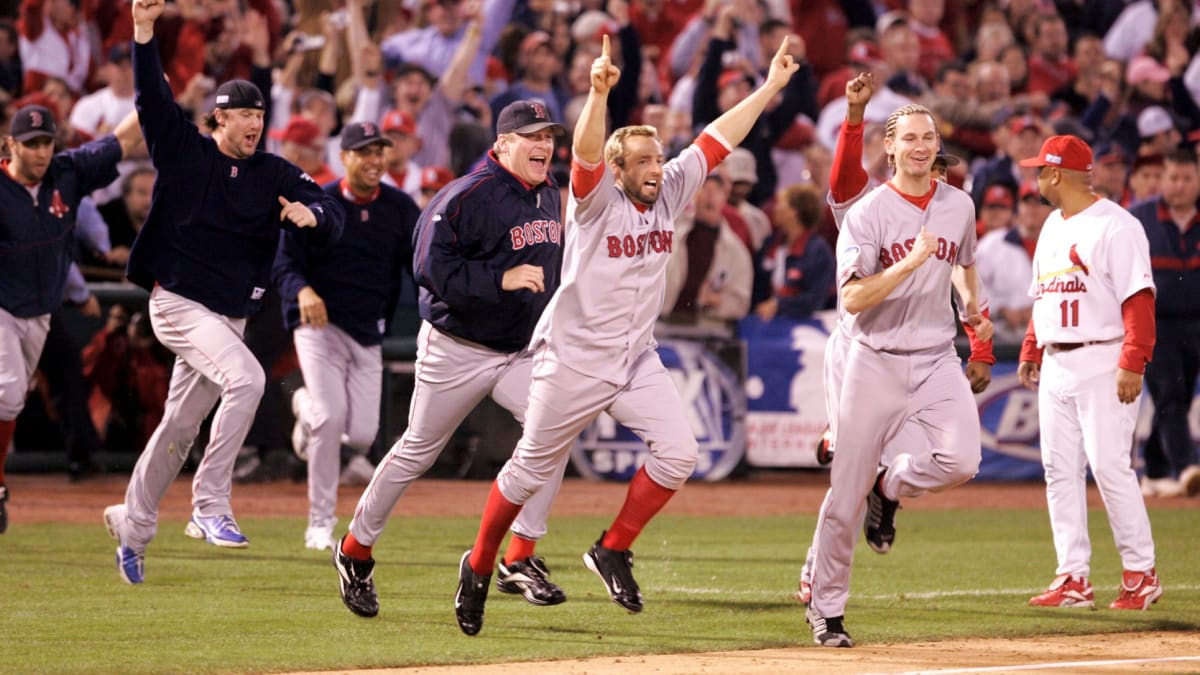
1036,244,1091,296
877,236,959,268
606,231,674,258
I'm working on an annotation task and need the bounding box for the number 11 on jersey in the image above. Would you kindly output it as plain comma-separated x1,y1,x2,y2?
1060,299,1079,327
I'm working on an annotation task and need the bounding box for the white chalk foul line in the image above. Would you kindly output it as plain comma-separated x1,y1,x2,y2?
660,583,1200,601
874,655,1200,674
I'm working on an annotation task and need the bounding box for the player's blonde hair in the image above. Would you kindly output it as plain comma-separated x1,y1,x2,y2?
605,125,662,167
883,103,938,169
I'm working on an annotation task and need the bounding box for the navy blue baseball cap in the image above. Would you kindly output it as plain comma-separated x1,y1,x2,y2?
496,100,564,136
341,121,394,151
214,79,264,110
10,105,57,142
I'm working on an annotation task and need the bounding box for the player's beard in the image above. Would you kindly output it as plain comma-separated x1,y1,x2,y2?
621,173,660,207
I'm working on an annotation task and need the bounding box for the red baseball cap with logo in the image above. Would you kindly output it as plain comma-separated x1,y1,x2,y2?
420,166,454,192
269,116,323,148
982,184,1014,208
381,109,417,136
1018,135,1093,172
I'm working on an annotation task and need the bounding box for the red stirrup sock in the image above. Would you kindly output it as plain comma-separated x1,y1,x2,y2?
602,467,676,550
0,419,15,485
469,482,523,576
340,532,373,561
503,534,537,566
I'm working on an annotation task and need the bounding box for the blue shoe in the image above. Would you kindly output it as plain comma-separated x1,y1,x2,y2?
104,504,144,584
184,514,249,548
115,545,144,584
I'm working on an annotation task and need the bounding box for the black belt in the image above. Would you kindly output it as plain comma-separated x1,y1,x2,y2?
1049,339,1120,352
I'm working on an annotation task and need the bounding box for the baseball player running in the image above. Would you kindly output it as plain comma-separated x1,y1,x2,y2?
104,0,345,585
274,122,420,552
331,99,567,620
1,104,142,533
795,74,994,608
451,35,800,637
1016,135,1161,610
806,101,987,647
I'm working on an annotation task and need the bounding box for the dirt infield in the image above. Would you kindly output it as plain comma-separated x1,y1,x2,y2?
7,472,1199,673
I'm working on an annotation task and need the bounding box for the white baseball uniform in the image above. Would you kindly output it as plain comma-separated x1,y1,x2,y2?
1027,197,1156,577
810,180,983,619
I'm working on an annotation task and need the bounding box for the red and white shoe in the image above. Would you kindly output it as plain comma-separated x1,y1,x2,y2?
1029,574,1094,608
814,427,834,466
796,579,812,605
1109,569,1162,610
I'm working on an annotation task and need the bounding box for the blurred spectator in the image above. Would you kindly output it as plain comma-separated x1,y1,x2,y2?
418,165,454,210
907,0,955,84
975,182,1016,238
69,43,143,204
1103,0,1163,62
999,42,1029,93
1025,12,1075,96
1127,153,1165,206
1136,105,1183,156
1091,141,1132,203
378,109,423,197
966,16,1014,64
718,147,771,251
271,115,336,186
817,29,879,109
750,183,835,321
489,30,566,128
17,0,89,94
788,0,851,80
97,165,155,266
379,0,513,87
0,20,22,95
970,113,1045,209
662,174,753,332
976,180,1045,343
83,308,171,454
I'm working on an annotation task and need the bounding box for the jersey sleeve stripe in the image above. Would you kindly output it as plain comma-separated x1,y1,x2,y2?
571,154,605,200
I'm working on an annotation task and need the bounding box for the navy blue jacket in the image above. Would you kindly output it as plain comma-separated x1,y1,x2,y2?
274,180,420,346
126,39,344,318
413,151,562,353
0,136,121,318
1131,198,1200,318
751,229,836,319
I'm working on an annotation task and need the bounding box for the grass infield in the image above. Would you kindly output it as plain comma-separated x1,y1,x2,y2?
2,508,1197,674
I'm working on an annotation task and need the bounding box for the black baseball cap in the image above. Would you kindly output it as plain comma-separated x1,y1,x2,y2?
496,100,564,136
10,104,57,142
394,62,437,86
213,79,265,110
341,121,394,151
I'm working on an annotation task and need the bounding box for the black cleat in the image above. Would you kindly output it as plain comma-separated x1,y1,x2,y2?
583,532,643,613
0,484,7,534
455,550,491,635
497,556,566,606
864,470,899,554
332,536,379,618
806,604,853,647
814,426,834,466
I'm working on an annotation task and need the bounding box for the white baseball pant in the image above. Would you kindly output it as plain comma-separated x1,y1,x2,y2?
122,286,264,551
496,347,698,505
0,308,51,421
1039,343,1155,576
811,341,980,618
348,322,565,546
293,324,382,530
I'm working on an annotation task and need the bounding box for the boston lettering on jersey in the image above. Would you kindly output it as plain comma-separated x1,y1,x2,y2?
876,236,959,268
606,230,674,258
509,218,562,249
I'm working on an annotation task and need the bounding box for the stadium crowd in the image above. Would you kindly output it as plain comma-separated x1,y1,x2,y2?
3,0,1200,497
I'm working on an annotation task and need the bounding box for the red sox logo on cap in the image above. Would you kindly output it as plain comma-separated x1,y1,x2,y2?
530,101,547,120
29,110,43,128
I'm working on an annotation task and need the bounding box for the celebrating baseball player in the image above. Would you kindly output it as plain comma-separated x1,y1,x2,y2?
330,99,567,620
794,73,994,611
104,0,345,585
806,98,988,647
0,104,142,534
450,35,800,637
1016,135,1161,610
274,122,421,552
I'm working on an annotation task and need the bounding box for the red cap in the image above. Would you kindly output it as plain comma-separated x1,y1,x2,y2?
982,184,1014,208
520,31,552,57
381,109,417,136
1019,180,1041,200
1009,115,1041,135
718,69,752,90
420,166,454,192
848,41,882,66
269,116,322,148
1017,135,1093,171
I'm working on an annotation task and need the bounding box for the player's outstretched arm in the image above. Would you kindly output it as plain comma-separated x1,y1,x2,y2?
705,36,800,149
131,0,162,43
112,109,144,159
574,34,620,165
